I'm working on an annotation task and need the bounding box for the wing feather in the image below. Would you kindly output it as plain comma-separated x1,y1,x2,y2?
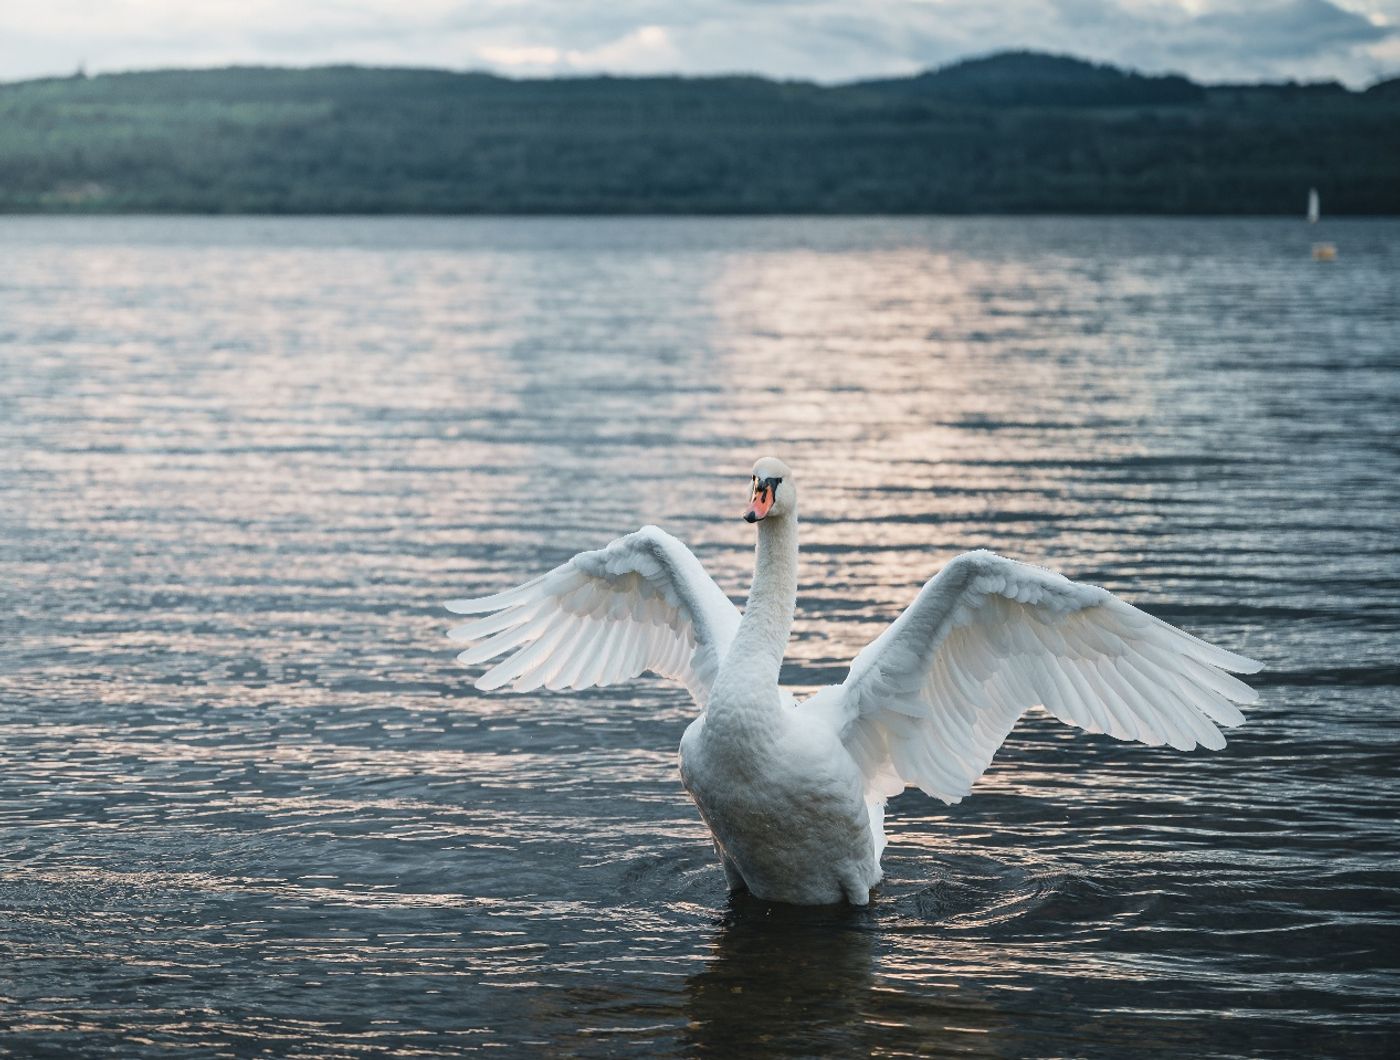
446,526,740,708
579,621,623,689
455,611,553,667
826,550,1261,803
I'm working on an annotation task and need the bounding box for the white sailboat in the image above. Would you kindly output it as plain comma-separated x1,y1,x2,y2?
1308,187,1336,260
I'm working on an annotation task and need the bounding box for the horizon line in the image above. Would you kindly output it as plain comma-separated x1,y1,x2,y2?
4,47,1396,94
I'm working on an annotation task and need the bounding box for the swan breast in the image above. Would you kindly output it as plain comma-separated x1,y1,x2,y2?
679,712,877,904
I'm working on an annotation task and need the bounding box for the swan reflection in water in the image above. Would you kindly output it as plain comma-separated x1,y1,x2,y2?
683,894,1009,1056
684,897,876,1055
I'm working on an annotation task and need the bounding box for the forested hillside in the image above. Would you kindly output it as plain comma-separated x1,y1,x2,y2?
2,52,1396,214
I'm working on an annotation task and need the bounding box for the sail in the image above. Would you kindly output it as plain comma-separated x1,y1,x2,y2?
1308,188,1320,224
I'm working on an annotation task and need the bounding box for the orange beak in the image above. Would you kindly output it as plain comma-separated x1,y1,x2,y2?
744,480,775,523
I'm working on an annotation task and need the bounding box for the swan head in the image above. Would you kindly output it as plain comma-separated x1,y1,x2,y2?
744,457,794,523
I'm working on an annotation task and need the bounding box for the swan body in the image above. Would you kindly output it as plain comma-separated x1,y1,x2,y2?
679,695,882,905
446,457,1261,906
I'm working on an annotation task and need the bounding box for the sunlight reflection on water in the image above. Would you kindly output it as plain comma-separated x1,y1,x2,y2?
2,216,1398,1057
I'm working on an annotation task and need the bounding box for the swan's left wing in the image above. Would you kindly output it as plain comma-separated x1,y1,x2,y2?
819,550,1262,804
446,525,740,709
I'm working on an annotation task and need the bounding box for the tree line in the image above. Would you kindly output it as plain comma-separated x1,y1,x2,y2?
1,51,1396,214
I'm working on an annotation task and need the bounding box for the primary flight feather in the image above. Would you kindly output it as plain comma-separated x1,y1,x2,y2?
446,457,1260,906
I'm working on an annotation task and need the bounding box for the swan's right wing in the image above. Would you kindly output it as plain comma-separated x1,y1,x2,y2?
446,525,740,709
820,550,1261,804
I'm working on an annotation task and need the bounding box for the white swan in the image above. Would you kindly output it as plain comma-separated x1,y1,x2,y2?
446,457,1261,906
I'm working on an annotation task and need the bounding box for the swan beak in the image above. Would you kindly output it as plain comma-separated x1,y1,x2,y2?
744,479,776,523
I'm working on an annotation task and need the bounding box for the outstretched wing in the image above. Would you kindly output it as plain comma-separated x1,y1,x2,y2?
446,525,740,708
822,550,1262,804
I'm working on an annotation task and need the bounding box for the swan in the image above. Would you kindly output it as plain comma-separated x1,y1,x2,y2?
445,457,1261,906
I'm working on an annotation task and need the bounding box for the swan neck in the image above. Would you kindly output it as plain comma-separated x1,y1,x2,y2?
730,512,798,687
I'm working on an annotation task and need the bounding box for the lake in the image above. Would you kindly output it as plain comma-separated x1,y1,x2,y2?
2,215,1397,1057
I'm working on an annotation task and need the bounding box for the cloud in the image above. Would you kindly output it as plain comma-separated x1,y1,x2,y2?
1190,0,1389,59
568,25,680,72
1100,0,1396,80
477,24,681,75
1,0,1396,87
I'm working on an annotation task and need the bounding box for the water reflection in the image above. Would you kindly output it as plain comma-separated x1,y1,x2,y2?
685,898,876,1056
685,893,1028,1057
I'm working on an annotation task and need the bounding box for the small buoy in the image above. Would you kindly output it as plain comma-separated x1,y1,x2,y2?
1312,243,1337,261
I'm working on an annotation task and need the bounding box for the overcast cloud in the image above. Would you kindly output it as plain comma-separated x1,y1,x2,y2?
2,0,1396,87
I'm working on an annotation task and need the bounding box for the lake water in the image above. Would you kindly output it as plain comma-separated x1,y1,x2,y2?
2,216,1397,1058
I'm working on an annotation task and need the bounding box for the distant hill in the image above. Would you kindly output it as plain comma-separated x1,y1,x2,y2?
861,51,1205,106
1,52,1396,215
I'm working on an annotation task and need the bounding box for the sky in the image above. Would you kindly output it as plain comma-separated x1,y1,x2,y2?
2,0,1397,88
